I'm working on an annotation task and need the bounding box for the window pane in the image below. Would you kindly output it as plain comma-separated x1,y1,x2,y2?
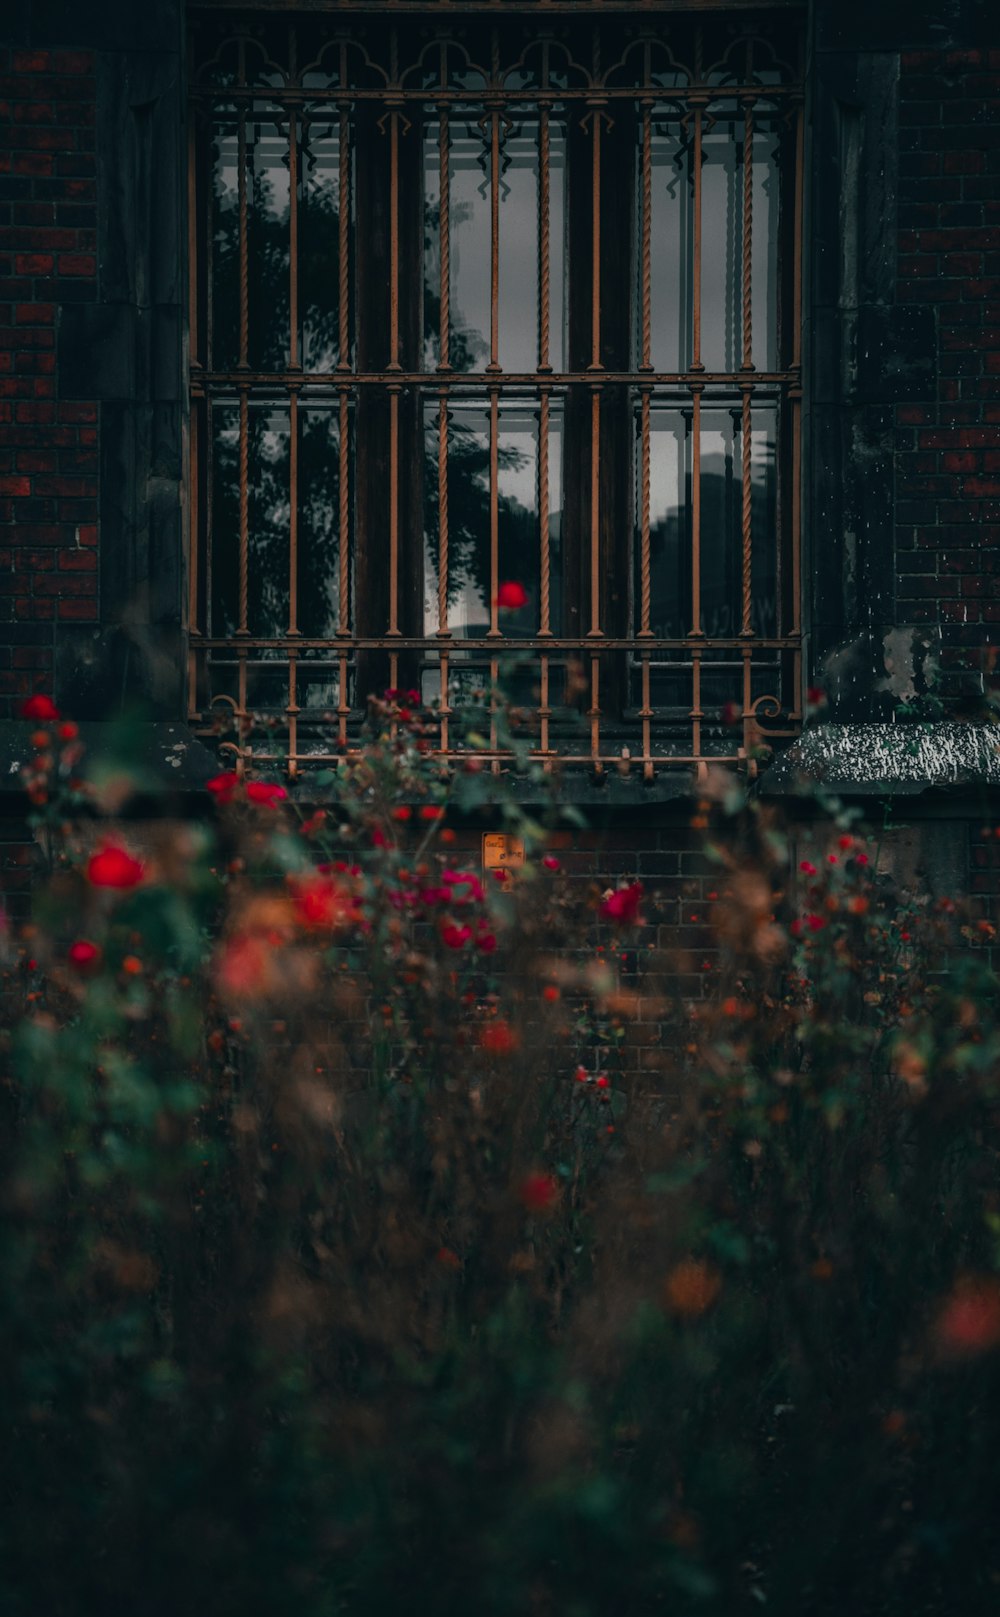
634,402,688,637
299,111,349,371
210,105,290,372
210,401,290,639
700,104,740,373
298,401,350,638
639,115,688,373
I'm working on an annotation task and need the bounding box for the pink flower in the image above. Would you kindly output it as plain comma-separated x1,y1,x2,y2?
246,781,288,807
20,694,60,722
542,855,560,871
206,771,239,805
441,921,472,949
87,844,144,890
799,861,817,876
600,882,643,924
495,581,528,610
68,939,100,971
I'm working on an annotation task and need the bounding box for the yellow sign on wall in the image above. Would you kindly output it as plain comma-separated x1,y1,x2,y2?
482,833,525,871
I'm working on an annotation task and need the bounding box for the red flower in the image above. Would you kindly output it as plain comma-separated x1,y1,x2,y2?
58,721,79,742
935,1277,1000,1358
542,854,560,871
87,844,144,890
391,806,412,822
68,939,101,971
246,781,288,807
495,580,528,610
215,934,270,999
20,694,60,722
419,804,444,821
721,700,742,727
479,1020,517,1055
440,921,472,949
518,1173,558,1212
600,882,644,924
475,925,497,953
595,1074,610,1089
806,685,827,709
292,874,354,931
206,771,239,805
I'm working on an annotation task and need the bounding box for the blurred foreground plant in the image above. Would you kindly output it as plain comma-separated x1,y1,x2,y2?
2,695,1000,1617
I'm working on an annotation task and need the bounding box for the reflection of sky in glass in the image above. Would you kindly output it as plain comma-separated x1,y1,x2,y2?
422,397,563,636
427,111,566,373
699,109,780,372
641,120,688,372
636,399,778,639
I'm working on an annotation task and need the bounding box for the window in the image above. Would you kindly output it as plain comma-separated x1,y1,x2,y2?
188,4,803,777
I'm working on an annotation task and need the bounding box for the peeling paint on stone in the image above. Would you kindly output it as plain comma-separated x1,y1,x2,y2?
764,723,1000,795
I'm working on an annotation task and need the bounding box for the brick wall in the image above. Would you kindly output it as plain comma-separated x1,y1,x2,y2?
0,46,98,715
895,47,1000,678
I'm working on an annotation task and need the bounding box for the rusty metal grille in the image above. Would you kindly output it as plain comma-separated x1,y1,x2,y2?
188,5,804,778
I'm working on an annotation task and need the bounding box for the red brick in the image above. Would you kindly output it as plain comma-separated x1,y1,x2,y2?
14,303,55,325
13,254,53,276
51,52,94,77
56,253,94,277
11,51,52,74
943,450,979,472
0,475,30,496
58,550,96,571
56,598,96,622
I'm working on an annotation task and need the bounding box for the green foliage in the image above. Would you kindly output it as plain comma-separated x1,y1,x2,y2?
2,701,1000,1617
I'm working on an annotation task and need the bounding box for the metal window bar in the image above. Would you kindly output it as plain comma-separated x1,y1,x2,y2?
189,9,804,777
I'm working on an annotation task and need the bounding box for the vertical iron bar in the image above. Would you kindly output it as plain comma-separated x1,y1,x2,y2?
237,37,249,371
337,99,351,371
489,107,501,372
538,387,551,635
690,382,703,635
338,385,350,632
588,383,601,636
438,104,450,371
691,646,703,761
639,387,651,636
640,98,652,372
237,388,249,636
538,102,551,372
188,401,200,717
740,93,755,636
488,388,500,635
437,388,449,634
791,98,803,641
389,384,400,635
288,387,299,634
641,653,652,781
288,107,299,369
287,651,299,779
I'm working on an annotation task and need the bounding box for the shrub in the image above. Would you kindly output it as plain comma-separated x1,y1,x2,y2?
2,699,1000,1616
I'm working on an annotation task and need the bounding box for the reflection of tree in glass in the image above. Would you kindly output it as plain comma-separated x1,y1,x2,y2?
211,143,534,648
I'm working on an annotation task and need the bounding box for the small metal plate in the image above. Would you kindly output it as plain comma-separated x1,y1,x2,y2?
482,832,526,871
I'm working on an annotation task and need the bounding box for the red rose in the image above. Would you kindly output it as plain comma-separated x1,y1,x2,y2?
86,845,144,890
495,581,528,610
206,771,239,805
600,882,643,924
68,939,101,971
245,781,288,807
20,694,60,722
440,921,472,949
292,874,354,931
